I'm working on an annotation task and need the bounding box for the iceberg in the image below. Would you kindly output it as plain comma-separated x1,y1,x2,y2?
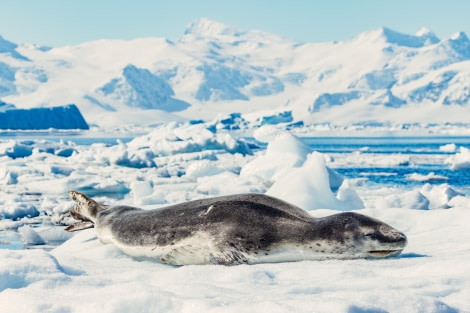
0,104,89,130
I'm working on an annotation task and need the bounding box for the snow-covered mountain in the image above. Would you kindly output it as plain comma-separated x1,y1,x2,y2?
1,18,470,129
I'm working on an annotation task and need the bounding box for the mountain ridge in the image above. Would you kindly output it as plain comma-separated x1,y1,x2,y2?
0,18,469,129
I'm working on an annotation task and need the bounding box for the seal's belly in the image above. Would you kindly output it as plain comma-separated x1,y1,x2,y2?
248,245,370,264
97,224,370,265
105,229,222,264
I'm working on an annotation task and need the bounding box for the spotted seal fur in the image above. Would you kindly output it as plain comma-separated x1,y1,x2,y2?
65,191,407,265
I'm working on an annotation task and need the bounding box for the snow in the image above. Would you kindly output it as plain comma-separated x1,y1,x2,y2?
0,122,470,312
1,18,470,132
98,64,191,112
1,18,470,312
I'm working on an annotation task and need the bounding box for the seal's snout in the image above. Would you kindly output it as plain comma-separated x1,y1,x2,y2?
396,232,407,245
360,221,408,258
366,230,407,258
388,229,407,248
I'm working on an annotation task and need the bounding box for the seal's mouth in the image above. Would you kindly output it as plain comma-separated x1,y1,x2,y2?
367,249,403,258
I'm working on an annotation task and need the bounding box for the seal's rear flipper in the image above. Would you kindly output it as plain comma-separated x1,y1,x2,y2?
69,190,98,207
65,221,94,232
67,190,107,224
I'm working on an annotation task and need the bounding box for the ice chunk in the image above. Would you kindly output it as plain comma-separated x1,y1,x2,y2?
241,130,343,190
439,143,457,153
446,146,470,170
185,160,224,178
376,190,430,210
18,225,45,245
0,202,40,220
196,171,265,196
50,201,76,226
405,172,448,182
130,181,153,199
252,125,285,142
36,227,74,244
420,183,463,209
241,131,310,181
267,152,362,211
128,123,252,158
0,140,33,158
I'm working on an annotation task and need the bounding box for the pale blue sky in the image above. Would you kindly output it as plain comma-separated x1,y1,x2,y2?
1,0,469,47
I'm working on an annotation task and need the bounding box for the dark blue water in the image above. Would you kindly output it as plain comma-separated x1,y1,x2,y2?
302,136,470,154
301,136,470,192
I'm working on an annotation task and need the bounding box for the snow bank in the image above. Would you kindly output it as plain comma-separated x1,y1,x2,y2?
2,206,470,313
376,183,465,210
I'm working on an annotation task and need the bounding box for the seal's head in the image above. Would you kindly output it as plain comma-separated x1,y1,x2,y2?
318,212,407,258
65,191,108,232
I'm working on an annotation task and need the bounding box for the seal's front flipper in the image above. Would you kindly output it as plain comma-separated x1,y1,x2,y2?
160,245,247,266
65,221,94,232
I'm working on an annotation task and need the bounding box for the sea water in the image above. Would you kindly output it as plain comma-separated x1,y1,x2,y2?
302,136,470,190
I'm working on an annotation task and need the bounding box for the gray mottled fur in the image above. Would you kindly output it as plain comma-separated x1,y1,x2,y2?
66,191,407,265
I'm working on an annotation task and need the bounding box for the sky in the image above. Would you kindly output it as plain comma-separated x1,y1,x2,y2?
0,0,469,47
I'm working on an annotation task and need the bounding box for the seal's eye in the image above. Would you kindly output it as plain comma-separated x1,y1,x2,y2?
364,232,377,239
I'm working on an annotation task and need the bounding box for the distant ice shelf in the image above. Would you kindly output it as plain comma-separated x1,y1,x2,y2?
0,104,89,130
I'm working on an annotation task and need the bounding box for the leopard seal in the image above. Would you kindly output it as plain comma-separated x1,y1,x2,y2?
65,190,407,265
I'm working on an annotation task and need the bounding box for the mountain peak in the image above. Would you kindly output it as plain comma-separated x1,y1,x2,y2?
450,31,469,42
354,27,440,48
416,27,440,43
416,27,434,37
0,35,30,61
0,35,18,53
184,18,244,38
447,31,470,59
